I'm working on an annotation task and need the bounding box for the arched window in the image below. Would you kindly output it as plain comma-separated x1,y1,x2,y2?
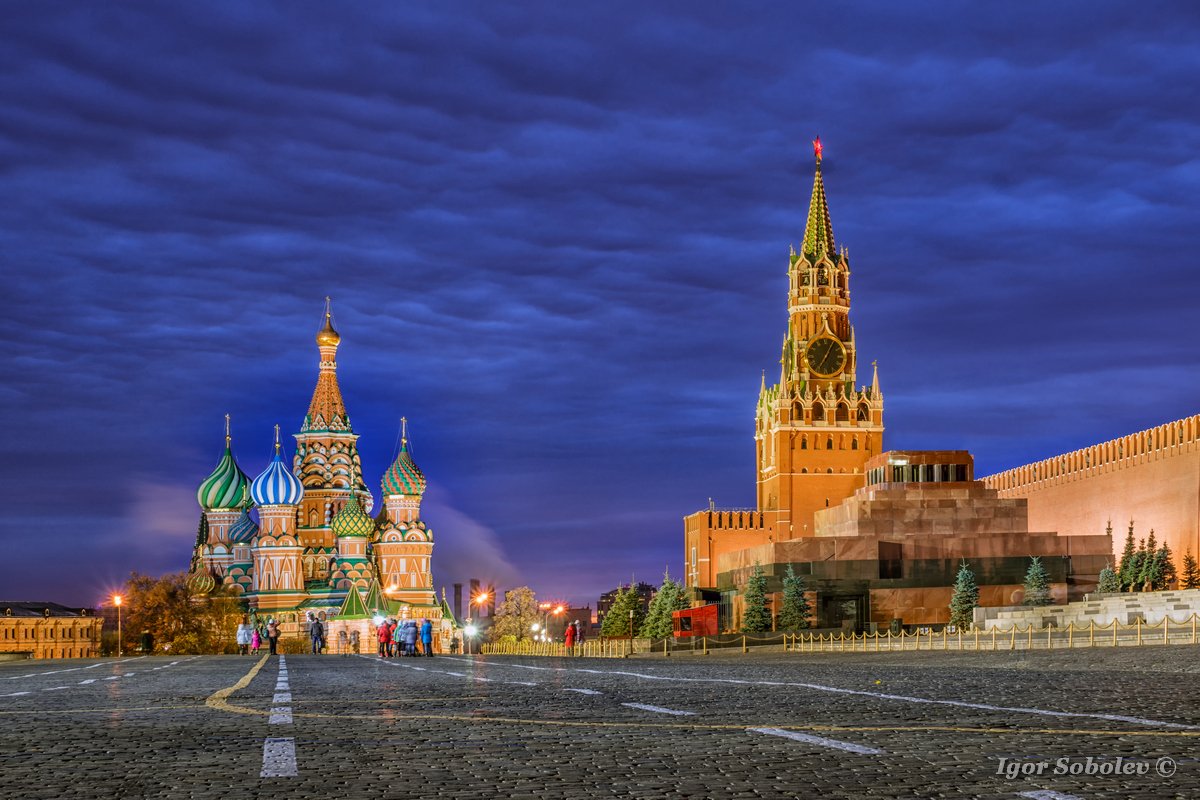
801,436,808,450
826,437,833,450
852,438,859,450
812,401,825,421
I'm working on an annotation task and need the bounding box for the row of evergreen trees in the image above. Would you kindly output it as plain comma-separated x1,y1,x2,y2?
1109,524,1199,592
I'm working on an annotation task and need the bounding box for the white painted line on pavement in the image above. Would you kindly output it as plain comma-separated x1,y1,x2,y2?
103,675,121,681
269,707,293,725
565,688,602,695
622,703,695,716
272,692,291,704
4,657,144,680
78,679,97,685
1018,792,1084,800
0,692,31,697
43,686,70,691
750,727,885,755
261,737,298,777
449,660,1196,731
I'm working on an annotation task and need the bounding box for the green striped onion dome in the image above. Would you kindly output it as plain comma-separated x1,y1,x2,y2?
381,440,426,497
229,509,259,543
197,444,251,511
331,491,374,538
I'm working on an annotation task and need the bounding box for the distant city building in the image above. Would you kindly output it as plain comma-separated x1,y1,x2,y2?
0,602,102,659
597,582,655,628
685,142,1114,631
187,301,453,646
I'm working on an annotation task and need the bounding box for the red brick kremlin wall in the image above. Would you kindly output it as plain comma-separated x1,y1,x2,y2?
983,415,1200,565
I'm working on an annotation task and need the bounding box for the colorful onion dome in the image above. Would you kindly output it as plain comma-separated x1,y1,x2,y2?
197,414,251,511
229,509,259,543
316,297,341,347
331,490,374,538
381,422,426,497
251,425,305,506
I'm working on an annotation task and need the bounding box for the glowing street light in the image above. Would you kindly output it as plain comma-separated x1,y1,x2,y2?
113,595,123,657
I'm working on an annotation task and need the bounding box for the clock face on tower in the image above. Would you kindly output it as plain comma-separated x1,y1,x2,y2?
806,337,846,377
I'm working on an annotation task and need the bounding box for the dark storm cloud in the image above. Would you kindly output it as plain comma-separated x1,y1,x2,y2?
2,2,1198,606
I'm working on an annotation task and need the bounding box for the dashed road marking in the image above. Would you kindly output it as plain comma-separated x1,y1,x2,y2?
750,727,885,755
1018,792,1084,800
78,679,97,685
1,692,31,697
446,659,1196,731
261,737,297,777
4,657,143,680
622,703,695,716
269,707,293,725
43,686,70,691
272,692,291,704
565,688,602,695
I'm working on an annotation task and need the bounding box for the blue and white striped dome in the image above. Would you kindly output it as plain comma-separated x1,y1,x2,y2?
251,430,305,506
229,509,259,543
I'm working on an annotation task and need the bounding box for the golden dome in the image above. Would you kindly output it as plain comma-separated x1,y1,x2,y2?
316,298,341,347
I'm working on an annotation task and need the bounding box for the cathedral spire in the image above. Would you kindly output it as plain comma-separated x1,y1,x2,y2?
801,136,836,260
871,360,880,396
302,298,351,433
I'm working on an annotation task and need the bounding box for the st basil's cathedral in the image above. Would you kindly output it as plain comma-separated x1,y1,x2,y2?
187,301,451,637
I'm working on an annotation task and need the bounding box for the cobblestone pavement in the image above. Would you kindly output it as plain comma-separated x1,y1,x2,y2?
3,646,1200,799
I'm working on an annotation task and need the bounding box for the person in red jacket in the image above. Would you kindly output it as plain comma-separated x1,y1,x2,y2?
377,619,392,657
564,619,576,654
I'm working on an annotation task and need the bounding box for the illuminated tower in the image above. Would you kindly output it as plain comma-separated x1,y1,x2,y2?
374,418,438,614
755,136,884,538
293,298,368,568
249,425,307,612
193,414,251,581
685,139,884,593
328,487,375,592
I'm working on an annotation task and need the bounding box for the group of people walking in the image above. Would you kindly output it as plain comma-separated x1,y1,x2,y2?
377,618,434,657
235,617,281,655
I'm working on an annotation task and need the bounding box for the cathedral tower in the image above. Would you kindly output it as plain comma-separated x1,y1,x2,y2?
194,414,251,579
293,299,369,574
249,425,307,612
374,418,438,614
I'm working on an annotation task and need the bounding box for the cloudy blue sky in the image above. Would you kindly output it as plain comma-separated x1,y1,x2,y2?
2,2,1198,608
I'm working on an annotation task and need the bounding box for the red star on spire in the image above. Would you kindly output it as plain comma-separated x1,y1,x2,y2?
813,136,823,162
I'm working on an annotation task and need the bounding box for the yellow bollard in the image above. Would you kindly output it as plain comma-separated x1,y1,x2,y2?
742,635,748,654
1089,620,1095,647
1047,626,1052,650
1068,623,1073,649
1136,617,1142,646
1113,621,1118,648
1193,614,1197,645
702,636,708,656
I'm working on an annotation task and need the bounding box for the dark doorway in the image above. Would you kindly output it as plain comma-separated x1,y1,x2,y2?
820,594,868,632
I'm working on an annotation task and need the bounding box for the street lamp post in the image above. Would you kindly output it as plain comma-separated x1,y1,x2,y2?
466,592,489,655
628,608,634,657
113,595,123,658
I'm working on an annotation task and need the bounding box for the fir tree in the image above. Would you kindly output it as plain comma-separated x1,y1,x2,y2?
1096,562,1121,594
1117,521,1137,590
1158,543,1177,590
1137,536,1163,592
639,571,686,640
776,565,812,630
1181,549,1200,590
948,560,979,630
1127,538,1147,592
1022,556,1052,606
740,564,772,633
600,586,646,638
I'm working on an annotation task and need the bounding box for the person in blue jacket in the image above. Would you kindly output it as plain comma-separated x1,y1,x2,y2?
420,618,433,656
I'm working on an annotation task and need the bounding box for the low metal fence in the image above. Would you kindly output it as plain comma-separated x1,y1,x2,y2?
478,615,1200,657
